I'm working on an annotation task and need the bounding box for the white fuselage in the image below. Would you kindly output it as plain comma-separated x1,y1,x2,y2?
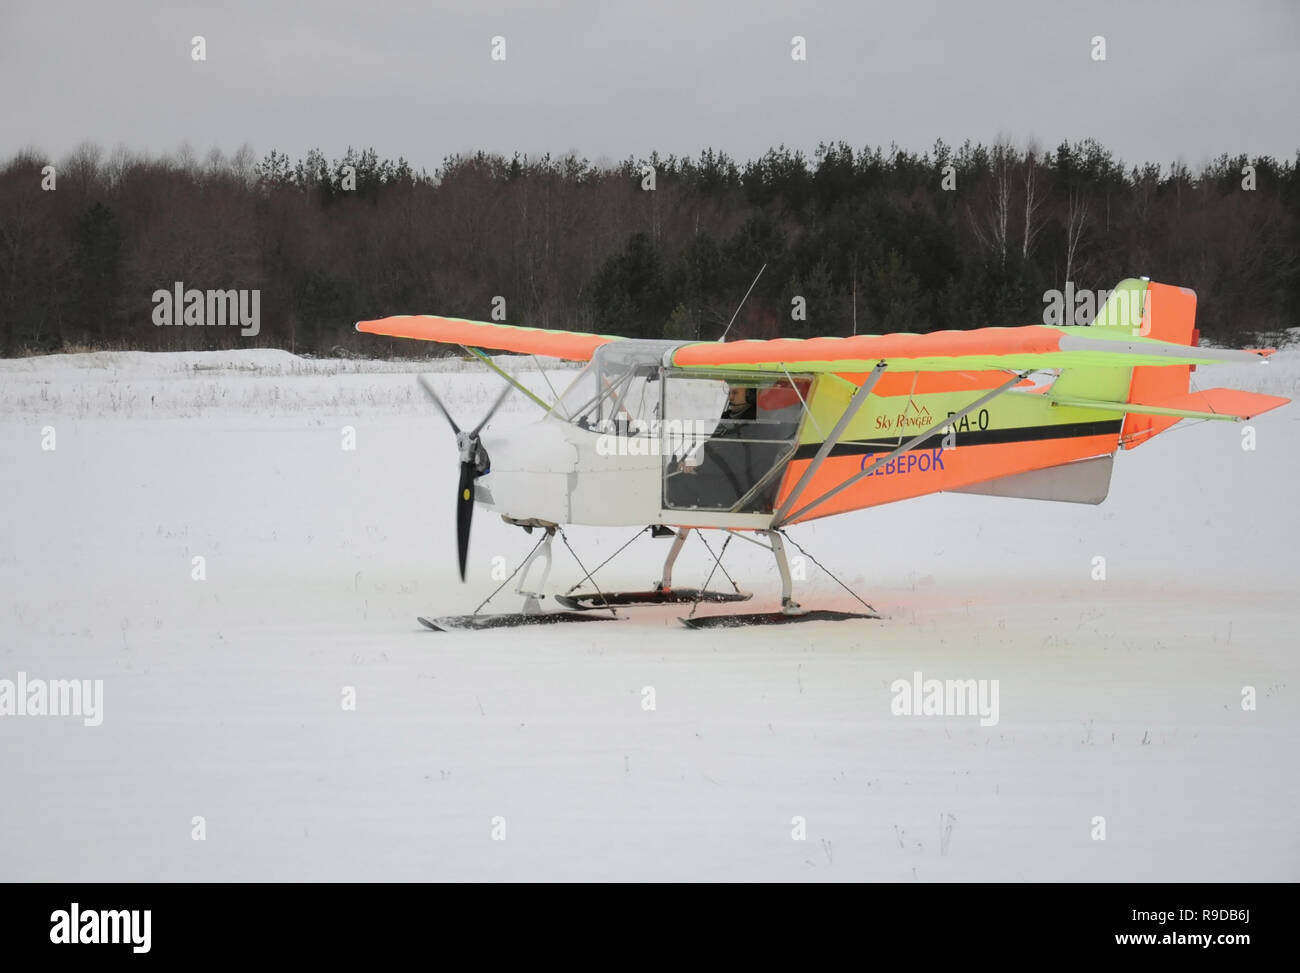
475,414,775,529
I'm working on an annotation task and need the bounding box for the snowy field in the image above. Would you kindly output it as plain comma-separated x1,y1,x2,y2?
1,346,1297,882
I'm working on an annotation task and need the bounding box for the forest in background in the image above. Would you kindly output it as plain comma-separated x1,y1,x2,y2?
1,139,1297,358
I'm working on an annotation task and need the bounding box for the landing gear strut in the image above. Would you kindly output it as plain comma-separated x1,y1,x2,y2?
654,527,691,592
515,527,556,615
767,530,806,615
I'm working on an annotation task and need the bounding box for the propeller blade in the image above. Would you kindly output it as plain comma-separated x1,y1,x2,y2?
470,382,514,437
456,461,475,581
418,375,461,435
421,375,507,581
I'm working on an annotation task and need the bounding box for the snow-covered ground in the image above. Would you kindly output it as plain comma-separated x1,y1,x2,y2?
1,347,1297,881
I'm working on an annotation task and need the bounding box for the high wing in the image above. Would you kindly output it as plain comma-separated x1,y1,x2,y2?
356,280,1285,435
355,314,620,361
669,325,1272,372
357,312,1270,373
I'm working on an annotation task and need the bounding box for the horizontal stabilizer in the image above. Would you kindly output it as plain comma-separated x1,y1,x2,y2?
1019,387,1291,422
1133,387,1290,420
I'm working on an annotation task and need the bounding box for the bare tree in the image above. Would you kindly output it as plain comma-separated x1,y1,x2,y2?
969,142,1013,265
1064,187,1089,287
1022,150,1046,260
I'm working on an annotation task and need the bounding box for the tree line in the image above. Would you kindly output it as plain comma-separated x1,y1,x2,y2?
1,139,1297,358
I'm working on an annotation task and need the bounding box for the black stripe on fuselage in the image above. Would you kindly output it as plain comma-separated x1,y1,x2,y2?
791,420,1123,460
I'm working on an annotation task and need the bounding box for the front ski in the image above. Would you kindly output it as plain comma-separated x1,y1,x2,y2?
555,588,752,611
679,609,880,629
418,612,615,632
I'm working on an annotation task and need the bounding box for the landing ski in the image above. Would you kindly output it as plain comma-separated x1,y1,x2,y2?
678,609,879,630
555,588,752,611
418,612,615,632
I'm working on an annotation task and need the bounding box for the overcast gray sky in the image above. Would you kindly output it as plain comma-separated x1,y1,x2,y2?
2,0,1296,170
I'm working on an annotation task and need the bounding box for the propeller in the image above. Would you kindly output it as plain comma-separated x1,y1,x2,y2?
419,375,512,580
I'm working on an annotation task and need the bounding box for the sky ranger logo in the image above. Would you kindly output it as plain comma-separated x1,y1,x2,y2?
0,672,103,727
50,903,151,953
152,282,261,336
890,671,1000,727
875,404,934,431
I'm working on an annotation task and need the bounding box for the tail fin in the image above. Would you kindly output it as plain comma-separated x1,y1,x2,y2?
1106,280,1290,444
1118,280,1198,448
1051,278,1148,409
1053,279,1195,449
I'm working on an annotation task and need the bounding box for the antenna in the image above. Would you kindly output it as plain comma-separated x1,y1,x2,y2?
719,263,766,342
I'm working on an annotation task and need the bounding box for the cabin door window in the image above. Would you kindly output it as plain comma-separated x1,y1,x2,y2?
660,374,809,513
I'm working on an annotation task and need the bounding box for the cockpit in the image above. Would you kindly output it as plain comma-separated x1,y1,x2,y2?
549,339,678,434
551,340,813,515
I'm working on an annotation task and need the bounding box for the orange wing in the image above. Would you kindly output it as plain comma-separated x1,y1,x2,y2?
673,326,1065,368
355,315,621,361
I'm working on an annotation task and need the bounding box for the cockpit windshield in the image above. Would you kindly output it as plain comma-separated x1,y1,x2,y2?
551,339,683,434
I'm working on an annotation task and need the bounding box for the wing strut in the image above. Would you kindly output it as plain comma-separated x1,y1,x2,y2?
772,361,888,524
461,346,553,411
775,370,1029,526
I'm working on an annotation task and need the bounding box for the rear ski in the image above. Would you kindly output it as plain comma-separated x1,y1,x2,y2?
679,609,879,629
555,588,752,611
418,612,616,632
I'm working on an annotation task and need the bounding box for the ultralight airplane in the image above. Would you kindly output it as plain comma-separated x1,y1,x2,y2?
356,277,1289,630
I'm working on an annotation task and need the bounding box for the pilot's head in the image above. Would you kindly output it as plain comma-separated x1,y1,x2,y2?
726,385,754,416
